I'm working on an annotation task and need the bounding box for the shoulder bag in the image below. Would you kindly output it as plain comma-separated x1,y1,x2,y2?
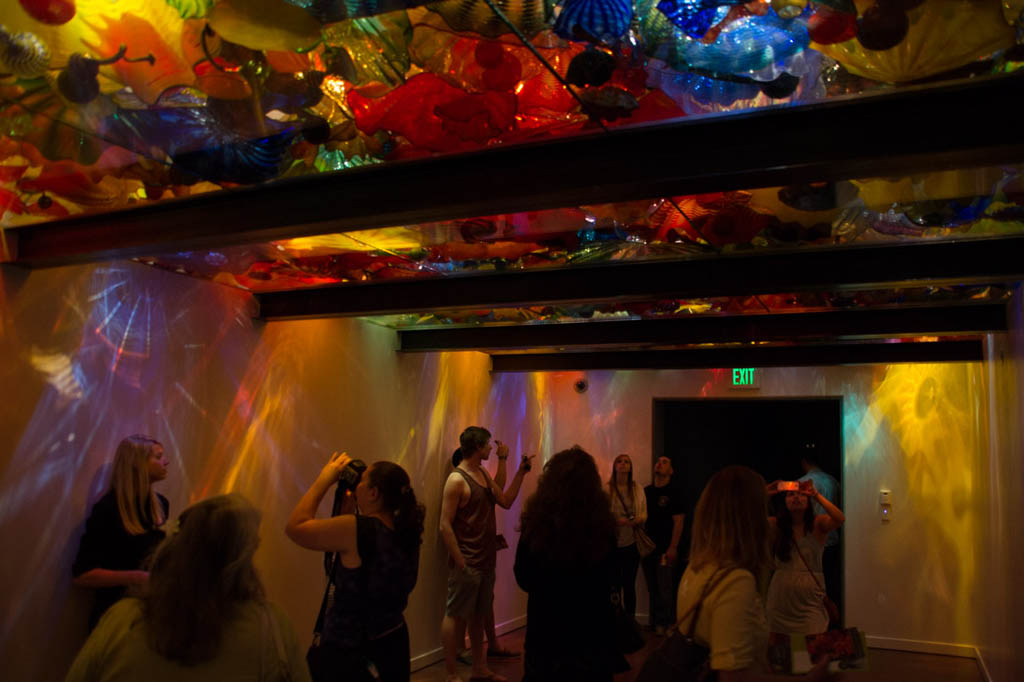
635,567,736,682
612,483,656,559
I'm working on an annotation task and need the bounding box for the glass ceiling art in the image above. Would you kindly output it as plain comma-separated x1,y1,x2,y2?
1,0,1022,229
361,283,1012,328
131,163,1024,292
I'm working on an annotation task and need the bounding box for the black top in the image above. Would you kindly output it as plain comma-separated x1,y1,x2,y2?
514,533,623,681
644,482,689,553
72,490,169,629
324,515,419,649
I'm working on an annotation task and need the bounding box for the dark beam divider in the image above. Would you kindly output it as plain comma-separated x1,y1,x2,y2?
398,303,1008,352
255,237,1024,320
488,340,985,372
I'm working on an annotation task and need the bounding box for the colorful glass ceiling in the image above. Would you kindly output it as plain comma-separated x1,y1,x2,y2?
1,0,1022,231
130,163,1024,292
361,284,1011,328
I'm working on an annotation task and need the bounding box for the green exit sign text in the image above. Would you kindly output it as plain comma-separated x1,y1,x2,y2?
731,368,760,389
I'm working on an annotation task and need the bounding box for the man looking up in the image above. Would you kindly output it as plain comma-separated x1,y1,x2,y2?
642,455,687,635
440,426,533,682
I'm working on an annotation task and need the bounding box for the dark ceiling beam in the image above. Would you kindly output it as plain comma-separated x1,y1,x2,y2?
255,237,1024,320
398,303,1007,352
489,340,985,372
11,73,1024,268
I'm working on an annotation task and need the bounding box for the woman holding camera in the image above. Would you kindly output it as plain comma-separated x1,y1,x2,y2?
286,452,426,682
72,435,170,629
765,480,845,635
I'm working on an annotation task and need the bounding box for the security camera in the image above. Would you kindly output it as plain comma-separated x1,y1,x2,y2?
574,379,588,393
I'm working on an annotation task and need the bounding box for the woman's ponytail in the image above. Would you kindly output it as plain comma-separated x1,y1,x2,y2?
394,485,426,556
367,461,426,556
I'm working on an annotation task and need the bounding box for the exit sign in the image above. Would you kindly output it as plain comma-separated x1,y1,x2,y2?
731,368,760,389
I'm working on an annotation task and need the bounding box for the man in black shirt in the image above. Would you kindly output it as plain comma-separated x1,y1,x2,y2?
642,456,688,635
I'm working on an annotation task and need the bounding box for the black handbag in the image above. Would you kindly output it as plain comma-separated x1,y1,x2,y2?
635,568,736,682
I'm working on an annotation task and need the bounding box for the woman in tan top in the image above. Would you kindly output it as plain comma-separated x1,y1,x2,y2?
676,466,839,682
608,453,647,619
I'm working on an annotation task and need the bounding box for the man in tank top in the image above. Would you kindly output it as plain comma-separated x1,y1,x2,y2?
440,426,534,682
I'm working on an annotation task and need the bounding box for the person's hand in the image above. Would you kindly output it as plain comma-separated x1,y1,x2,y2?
319,451,351,484
800,479,819,499
130,570,150,587
766,480,781,496
495,440,510,460
665,547,678,564
453,554,467,571
518,454,535,475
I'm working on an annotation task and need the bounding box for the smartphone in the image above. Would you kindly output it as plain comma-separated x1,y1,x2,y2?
778,481,799,491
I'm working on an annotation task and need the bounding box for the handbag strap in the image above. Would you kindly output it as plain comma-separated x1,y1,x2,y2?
611,481,634,517
792,538,826,594
675,567,737,638
312,487,350,641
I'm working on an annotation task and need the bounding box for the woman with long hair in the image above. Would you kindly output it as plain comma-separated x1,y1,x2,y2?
72,435,170,629
514,446,624,681
673,466,837,682
607,453,647,619
765,481,845,635
287,453,426,682
65,494,310,682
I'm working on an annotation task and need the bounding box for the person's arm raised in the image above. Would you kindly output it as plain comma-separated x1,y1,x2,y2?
491,454,534,509
285,451,358,555
493,440,509,490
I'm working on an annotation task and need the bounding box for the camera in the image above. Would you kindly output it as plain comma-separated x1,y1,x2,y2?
330,459,367,517
337,458,367,491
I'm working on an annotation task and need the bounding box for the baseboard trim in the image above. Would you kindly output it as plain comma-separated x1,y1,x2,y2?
865,636,977,659
974,646,993,682
411,615,527,672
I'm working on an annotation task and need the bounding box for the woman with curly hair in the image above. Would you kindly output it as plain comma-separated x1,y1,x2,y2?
514,446,625,681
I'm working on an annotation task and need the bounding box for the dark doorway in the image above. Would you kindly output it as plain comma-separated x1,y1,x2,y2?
652,397,844,621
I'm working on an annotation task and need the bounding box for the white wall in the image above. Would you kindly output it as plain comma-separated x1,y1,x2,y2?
0,262,504,680
977,286,1024,682
1,261,1017,679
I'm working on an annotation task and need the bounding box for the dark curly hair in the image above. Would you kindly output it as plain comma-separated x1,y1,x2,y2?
771,493,815,563
519,446,615,564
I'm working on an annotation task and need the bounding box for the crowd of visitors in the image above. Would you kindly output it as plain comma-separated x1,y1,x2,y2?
65,430,845,682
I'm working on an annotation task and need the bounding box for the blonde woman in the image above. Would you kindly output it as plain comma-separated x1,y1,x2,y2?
72,435,169,629
674,466,838,682
608,453,647,619
66,494,310,682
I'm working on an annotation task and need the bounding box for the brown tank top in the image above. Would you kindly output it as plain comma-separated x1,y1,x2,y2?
452,467,497,570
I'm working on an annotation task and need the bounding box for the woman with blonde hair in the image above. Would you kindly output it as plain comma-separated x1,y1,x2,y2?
669,466,838,682
66,494,310,682
72,435,170,629
607,453,647,620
